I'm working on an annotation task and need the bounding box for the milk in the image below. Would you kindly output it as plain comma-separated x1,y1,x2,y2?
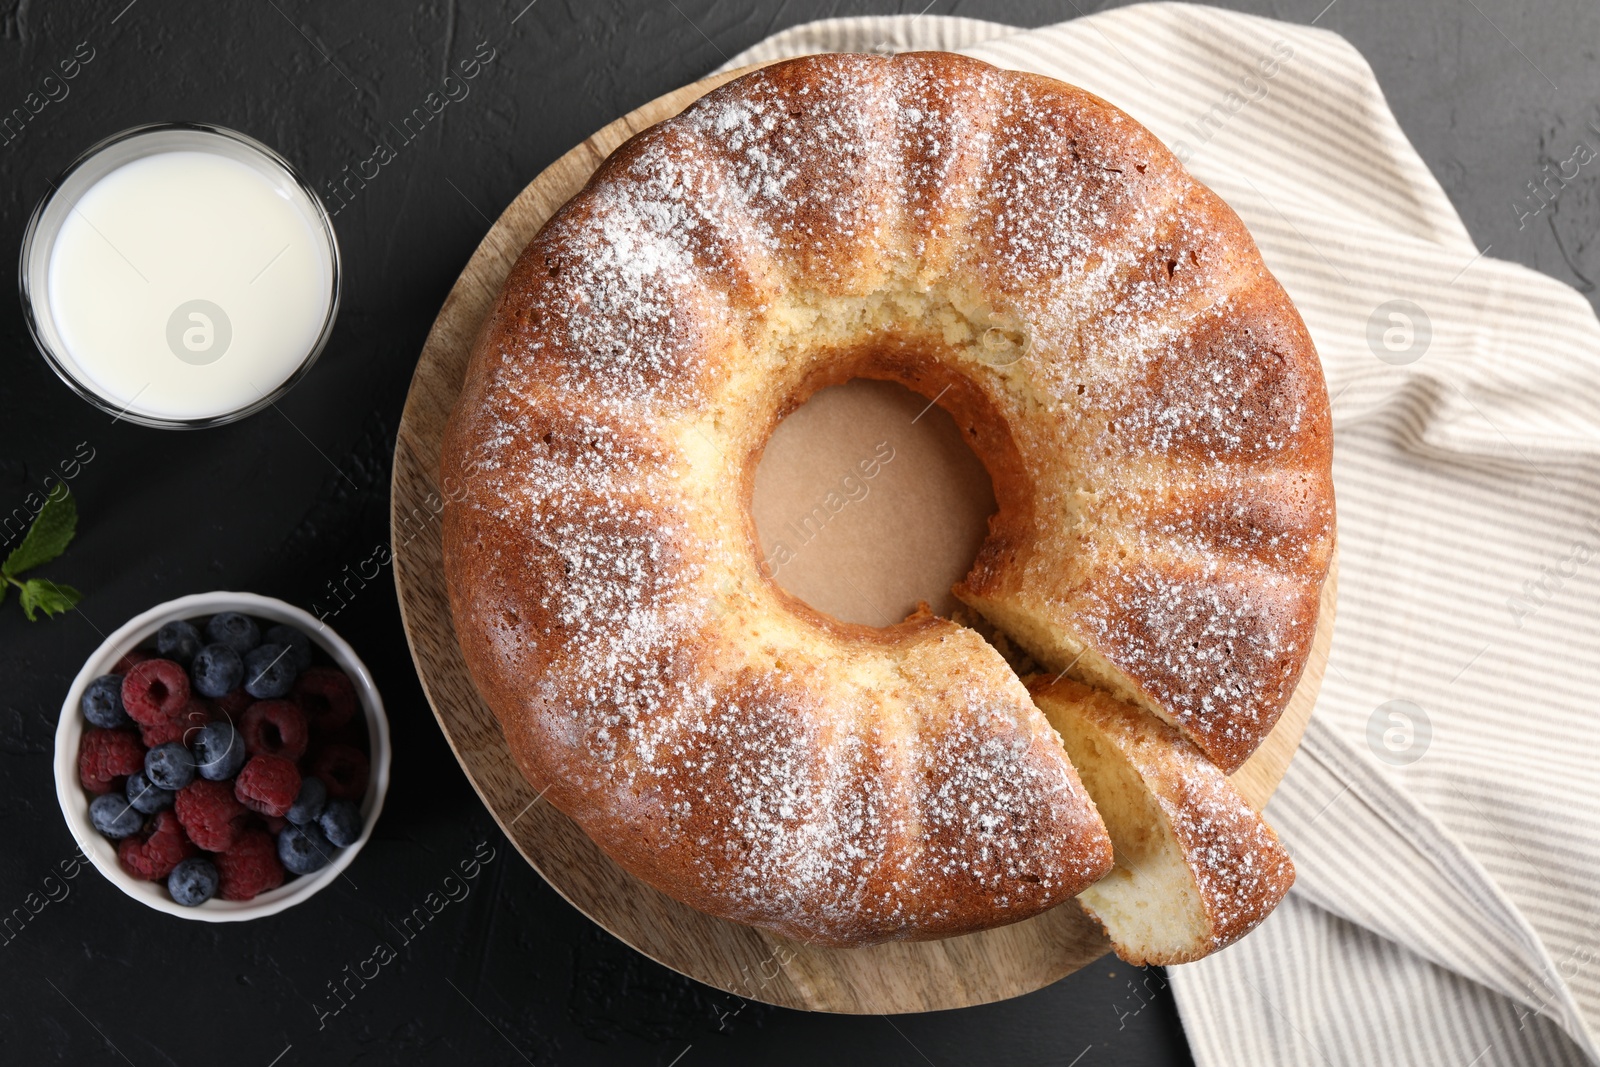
35,137,337,424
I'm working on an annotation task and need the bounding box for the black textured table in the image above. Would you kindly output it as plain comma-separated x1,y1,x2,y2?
2,2,1593,1064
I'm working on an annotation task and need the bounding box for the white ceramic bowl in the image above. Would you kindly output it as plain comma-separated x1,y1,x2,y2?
53,592,390,920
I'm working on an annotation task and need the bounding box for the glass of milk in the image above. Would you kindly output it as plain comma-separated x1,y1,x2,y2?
19,123,341,428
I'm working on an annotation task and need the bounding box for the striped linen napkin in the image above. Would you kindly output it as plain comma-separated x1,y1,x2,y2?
714,5,1600,1064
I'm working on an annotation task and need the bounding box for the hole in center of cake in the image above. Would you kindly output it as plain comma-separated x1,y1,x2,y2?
751,378,996,626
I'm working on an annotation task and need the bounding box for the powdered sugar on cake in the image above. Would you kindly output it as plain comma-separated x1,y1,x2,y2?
439,52,1333,945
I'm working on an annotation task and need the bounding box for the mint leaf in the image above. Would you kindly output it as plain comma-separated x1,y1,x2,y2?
3,488,86,622
18,578,81,621
3,488,77,578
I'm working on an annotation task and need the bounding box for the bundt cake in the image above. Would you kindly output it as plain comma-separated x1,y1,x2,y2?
440,51,1334,950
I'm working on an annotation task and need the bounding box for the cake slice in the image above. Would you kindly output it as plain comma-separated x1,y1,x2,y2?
1030,678,1295,965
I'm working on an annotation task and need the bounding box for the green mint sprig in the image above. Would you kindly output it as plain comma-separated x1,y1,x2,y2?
2,489,83,621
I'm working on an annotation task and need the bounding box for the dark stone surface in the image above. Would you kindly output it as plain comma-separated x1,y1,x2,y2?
0,1,1592,1063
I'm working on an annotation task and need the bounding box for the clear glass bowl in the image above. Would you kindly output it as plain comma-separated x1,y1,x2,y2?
18,122,342,429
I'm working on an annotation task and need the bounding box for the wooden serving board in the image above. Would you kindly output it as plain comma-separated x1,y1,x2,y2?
391,66,1338,1014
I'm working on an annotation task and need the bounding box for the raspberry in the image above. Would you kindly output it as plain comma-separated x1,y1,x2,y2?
117,810,196,881
139,698,213,748
234,755,301,817
175,779,247,852
120,659,190,726
310,744,369,801
293,667,358,732
214,687,254,720
260,814,288,835
216,829,284,901
112,649,152,673
318,718,369,751
79,728,146,794
241,700,308,761
138,719,182,748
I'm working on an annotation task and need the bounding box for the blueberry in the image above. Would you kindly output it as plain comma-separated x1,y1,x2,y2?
156,619,203,663
190,643,243,698
265,624,313,674
243,644,297,699
285,776,328,826
145,741,196,791
204,612,260,655
318,799,363,848
80,674,129,728
278,824,335,875
192,721,246,781
168,857,219,906
89,794,144,839
125,771,174,814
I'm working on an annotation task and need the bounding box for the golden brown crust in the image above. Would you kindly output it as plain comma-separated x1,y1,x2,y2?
440,52,1332,946
1032,679,1296,964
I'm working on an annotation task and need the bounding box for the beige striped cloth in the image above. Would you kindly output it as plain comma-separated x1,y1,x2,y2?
715,5,1600,1064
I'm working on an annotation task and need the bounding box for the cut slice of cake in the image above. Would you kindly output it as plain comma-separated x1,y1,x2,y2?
1030,677,1295,965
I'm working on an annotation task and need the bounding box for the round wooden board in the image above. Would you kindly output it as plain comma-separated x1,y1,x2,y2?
391,65,1339,1015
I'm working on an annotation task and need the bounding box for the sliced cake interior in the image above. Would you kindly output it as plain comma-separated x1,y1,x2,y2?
1029,677,1295,965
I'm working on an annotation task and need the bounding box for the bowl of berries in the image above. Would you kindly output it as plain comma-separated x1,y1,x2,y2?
53,592,390,919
